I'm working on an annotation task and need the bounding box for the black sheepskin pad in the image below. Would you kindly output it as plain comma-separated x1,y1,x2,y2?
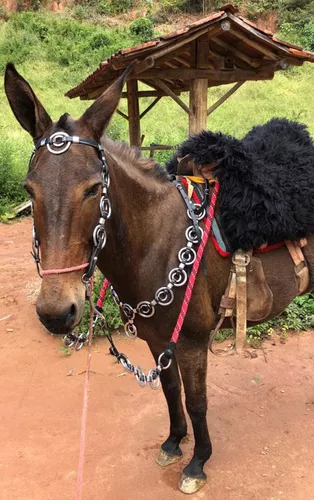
167,118,314,251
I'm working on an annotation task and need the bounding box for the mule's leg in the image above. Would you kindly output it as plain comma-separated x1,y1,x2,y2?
176,335,212,494
148,344,187,466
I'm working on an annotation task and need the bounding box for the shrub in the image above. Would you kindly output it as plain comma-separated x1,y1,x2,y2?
130,17,154,42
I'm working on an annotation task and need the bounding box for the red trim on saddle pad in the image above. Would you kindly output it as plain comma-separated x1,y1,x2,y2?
210,234,285,258
179,177,286,258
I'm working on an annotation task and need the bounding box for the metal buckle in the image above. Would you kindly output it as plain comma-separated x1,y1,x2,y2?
46,132,71,155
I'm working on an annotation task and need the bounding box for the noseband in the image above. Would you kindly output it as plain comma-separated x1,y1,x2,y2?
30,132,111,282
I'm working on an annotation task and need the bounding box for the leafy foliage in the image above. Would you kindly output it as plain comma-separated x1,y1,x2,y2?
77,272,123,337
130,17,154,41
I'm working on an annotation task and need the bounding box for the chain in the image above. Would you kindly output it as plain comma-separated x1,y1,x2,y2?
110,199,206,338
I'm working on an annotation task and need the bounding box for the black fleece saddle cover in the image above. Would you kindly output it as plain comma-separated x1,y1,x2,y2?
166,118,314,252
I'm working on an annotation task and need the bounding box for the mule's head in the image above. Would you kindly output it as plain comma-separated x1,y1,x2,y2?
4,63,132,334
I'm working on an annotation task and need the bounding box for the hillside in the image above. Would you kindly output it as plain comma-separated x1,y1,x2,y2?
0,4,314,214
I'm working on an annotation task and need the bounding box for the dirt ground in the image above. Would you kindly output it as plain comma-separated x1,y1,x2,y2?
1,218,314,500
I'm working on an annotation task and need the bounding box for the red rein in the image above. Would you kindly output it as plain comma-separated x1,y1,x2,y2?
171,180,220,343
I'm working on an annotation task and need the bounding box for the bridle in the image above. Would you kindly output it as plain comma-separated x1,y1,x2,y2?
28,131,220,388
30,131,111,282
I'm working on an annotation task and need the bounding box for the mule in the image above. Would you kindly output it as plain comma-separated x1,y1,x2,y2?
5,63,314,494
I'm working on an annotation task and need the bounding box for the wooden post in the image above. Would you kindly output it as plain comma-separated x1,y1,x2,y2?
189,36,209,175
189,36,208,136
127,79,141,147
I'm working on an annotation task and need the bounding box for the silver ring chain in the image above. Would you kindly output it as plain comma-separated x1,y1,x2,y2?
110,209,205,339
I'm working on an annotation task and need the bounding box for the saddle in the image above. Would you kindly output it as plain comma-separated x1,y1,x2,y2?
178,175,310,355
166,118,314,252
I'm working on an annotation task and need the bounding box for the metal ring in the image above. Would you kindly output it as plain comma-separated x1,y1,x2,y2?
185,225,203,244
158,352,172,370
47,132,71,155
168,267,188,287
147,369,161,390
137,301,155,318
63,334,76,348
119,353,134,374
155,286,174,306
110,287,121,307
100,197,112,219
122,303,135,320
103,175,110,188
135,366,147,387
232,253,251,266
93,225,107,249
187,204,206,221
124,321,137,338
178,246,196,265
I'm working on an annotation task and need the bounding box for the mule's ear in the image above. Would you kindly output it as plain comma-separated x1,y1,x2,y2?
4,63,52,141
78,62,136,140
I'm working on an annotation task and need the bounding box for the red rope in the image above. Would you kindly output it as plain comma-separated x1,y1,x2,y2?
96,278,109,309
76,278,94,500
41,262,89,276
171,181,220,343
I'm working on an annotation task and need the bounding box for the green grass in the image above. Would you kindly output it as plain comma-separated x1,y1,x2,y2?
1,11,314,213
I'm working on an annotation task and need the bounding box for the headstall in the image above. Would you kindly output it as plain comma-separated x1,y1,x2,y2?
30,132,110,281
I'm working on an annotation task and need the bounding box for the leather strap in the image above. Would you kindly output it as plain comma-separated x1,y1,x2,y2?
233,251,250,354
285,240,309,294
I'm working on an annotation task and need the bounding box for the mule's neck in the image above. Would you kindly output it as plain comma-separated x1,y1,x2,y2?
97,140,184,303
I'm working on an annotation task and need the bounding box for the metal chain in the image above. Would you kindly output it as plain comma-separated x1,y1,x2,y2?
110,202,206,338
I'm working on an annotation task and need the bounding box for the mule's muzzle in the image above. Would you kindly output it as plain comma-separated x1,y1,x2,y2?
36,302,78,335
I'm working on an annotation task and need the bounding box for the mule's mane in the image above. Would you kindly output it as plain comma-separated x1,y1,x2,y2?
103,136,170,183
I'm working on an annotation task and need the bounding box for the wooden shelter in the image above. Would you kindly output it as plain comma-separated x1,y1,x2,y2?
66,4,314,153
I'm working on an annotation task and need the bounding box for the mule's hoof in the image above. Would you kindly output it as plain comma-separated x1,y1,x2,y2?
156,448,182,467
178,474,207,494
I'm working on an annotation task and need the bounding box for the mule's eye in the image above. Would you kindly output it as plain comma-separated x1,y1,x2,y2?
24,183,35,199
84,183,101,199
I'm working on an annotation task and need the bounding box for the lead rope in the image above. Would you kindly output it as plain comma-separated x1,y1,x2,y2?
76,277,94,500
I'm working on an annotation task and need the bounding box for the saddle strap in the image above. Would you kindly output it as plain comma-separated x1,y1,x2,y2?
233,251,251,354
285,240,309,295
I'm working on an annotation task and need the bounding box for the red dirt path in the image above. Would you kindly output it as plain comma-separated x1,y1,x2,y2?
1,218,314,500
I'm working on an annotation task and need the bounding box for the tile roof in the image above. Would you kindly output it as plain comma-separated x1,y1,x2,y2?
66,4,314,99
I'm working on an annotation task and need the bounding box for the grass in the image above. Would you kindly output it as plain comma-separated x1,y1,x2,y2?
1,11,314,213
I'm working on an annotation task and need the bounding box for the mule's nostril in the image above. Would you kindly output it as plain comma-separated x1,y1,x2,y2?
68,303,77,324
36,301,79,334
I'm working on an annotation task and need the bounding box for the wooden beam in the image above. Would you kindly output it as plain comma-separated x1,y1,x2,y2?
207,81,245,115
141,23,225,63
112,55,155,73
139,97,162,119
230,28,279,60
189,35,208,139
135,67,273,81
211,37,262,68
127,79,141,146
154,79,191,115
116,109,129,120
123,90,181,97
228,13,293,57
140,145,174,151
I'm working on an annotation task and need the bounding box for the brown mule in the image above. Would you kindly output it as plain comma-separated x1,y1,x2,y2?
5,63,314,494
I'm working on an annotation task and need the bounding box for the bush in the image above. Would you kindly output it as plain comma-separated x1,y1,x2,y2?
77,272,123,337
0,138,29,214
101,0,136,15
130,17,153,42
